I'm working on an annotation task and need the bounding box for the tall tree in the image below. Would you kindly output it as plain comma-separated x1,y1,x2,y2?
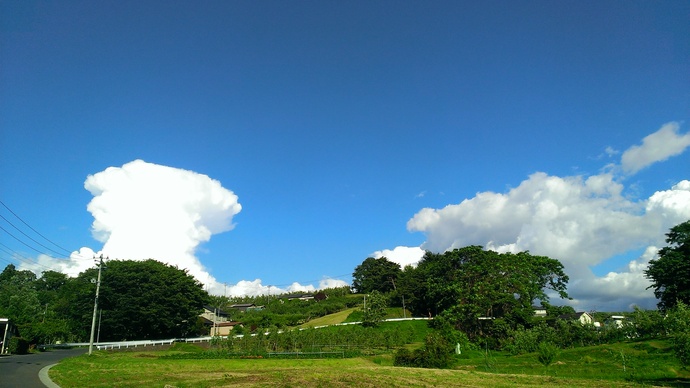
645,220,690,311
66,259,209,341
398,246,569,339
352,257,401,294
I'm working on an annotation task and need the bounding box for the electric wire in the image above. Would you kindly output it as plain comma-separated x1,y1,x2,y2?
0,199,73,255
0,213,69,257
0,242,63,272
0,200,91,261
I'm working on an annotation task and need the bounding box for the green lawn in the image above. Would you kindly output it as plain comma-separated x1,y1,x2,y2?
298,308,357,328
50,350,646,388
48,330,690,387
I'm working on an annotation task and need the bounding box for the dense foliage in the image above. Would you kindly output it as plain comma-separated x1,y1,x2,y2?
352,257,401,293
0,259,208,344
392,246,569,341
95,259,208,340
645,220,690,311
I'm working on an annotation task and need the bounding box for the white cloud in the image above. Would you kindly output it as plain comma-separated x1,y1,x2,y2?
22,160,241,294
371,246,425,268
19,160,350,297
222,278,348,297
621,122,690,175
604,146,619,157
568,246,659,311
318,277,350,289
83,160,241,292
400,123,690,311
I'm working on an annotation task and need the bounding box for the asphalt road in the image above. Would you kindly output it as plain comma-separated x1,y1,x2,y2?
0,348,86,388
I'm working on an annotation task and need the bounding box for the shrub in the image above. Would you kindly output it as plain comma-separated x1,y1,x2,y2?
393,333,454,369
393,348,418,367
673,332,690,369
537,341,559,367
8,337,29,354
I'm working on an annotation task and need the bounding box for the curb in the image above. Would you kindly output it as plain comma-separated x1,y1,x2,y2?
39,363,60,388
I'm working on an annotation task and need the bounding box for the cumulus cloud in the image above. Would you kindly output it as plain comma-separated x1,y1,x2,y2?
621,122,690,175
23,160,241,294
371,246,425,268
22,160,346,297
395,123,690,311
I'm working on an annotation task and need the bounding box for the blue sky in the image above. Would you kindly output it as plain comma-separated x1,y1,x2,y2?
1,1,689,311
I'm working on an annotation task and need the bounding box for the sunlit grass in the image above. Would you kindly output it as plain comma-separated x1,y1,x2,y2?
298,308,357,328
50,350,645,388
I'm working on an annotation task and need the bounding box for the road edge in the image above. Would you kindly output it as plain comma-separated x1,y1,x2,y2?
39,363,60,388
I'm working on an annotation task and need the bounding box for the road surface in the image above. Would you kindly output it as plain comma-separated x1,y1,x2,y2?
0,348,86,388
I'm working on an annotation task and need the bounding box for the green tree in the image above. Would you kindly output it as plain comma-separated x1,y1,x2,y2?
361,290,387,327
67,259,208,341
352,257,401,294
401,246,569,341
645,220,690,311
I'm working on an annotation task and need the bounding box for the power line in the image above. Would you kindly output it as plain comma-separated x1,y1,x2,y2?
0,199,92,261
0,242,63,272
0,213,68,257
0,199,73,255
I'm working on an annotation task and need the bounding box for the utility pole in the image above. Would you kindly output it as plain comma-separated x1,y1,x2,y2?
89,255,106,355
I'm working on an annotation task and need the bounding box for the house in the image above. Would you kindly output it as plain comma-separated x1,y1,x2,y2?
606,315,625,328
1,318,19,354
210,321,243,336
558,311,594,325
230,303,261,312
532,305,547,317
201,305,229,323
282,293,315,301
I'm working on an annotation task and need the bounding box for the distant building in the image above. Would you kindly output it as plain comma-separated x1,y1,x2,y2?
558,312,594,325
1,318,19,354
532,305,547,317
201,306,229,323
606,315,625,328
230,303,264,312
210,321,243,336
281,293,315,301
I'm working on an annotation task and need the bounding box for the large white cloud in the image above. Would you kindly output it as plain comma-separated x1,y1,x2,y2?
22,160,345,297
27,160,241,293
621,122,690,175
398,123,690,311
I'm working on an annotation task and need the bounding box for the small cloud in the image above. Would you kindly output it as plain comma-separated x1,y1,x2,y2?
605,146,619,157
415,191,427,199
621,122,690,175
371,246,425,268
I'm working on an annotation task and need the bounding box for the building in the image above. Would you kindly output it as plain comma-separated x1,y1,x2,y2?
1,318,19,354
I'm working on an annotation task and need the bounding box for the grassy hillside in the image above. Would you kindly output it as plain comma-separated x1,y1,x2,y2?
298,308,357,328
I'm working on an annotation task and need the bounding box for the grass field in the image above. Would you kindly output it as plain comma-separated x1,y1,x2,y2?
49,350,645,388
48,336,690,387
298,308,356,328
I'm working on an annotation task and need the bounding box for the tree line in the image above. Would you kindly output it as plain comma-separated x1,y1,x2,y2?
1,219,688,358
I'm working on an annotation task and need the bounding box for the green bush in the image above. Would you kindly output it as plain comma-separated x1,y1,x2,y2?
8,337,29,354
393,348,418,366
537,341,559,367
672,332,690,369
393,333,453,369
